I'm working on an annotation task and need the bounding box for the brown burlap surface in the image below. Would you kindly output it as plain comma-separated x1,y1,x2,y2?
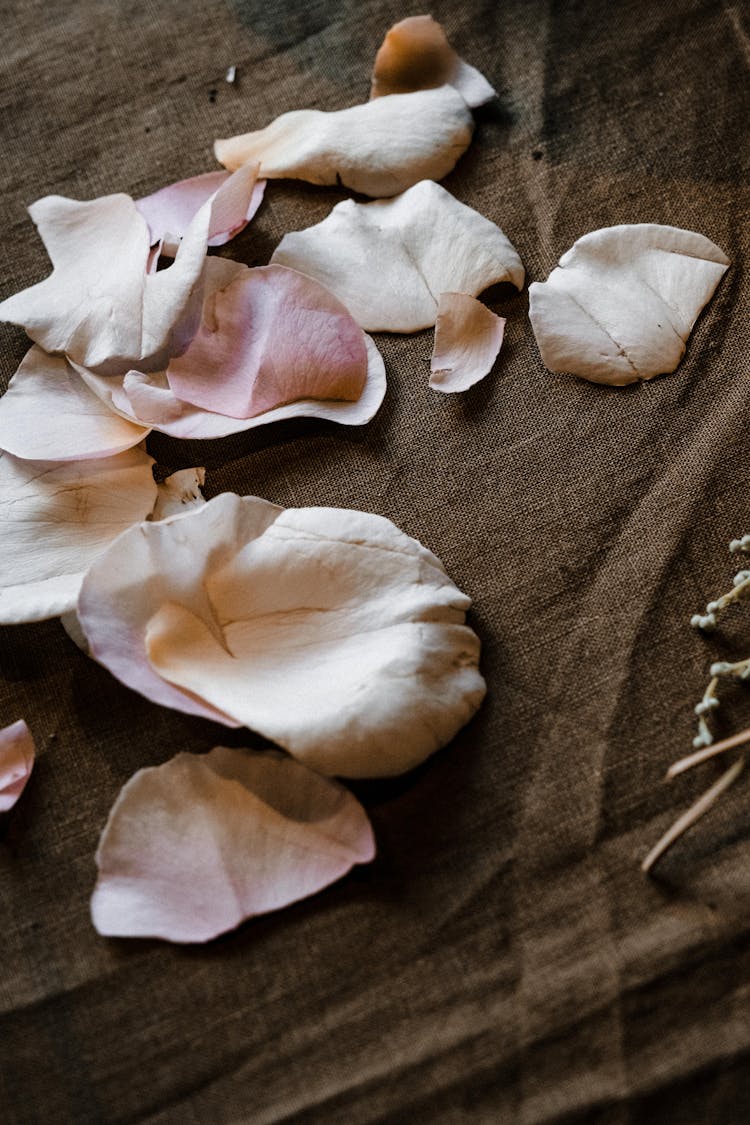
1,1,749,1121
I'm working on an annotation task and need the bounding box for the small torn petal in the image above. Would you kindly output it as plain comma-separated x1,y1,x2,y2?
136,169,266,257
371,15,496,108
215,85,473,198
166,265,368,419
0,346,149,461
272,180,524,331
80,494,486,778
0,164,259,373
528,224,730,386
0,720,35,813
429,293,505,393
73,333,386,440
91,747,375,942
0,447,158,624
151,467,206,520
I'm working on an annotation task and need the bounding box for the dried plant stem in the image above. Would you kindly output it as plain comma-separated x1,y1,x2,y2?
668,726,750,779
642,756,745,874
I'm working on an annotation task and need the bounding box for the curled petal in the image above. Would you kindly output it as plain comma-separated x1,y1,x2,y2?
91,747,375,942
166,265,368,419
151,467,206,521
0,346,149,461
429,293,505,393
528,224,730,386
0,447,158,623
215,86,473,198
0,720,35,813
73,333,386,439
0,165,259,373
272,180,524,331
136,169,266,257
371,15,495,108
80,494,486,778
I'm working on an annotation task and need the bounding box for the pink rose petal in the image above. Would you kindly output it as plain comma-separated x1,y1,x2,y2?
165,265,368,419
136,170,266,257
0,720,35,813
429,292,505,393
91,746,375,942
0,346,149,461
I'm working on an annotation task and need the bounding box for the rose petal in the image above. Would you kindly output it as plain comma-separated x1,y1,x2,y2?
429,292,505,393
136,169,266,257
81,494,486,778
73,333,386,439
371,15,496,108
215,85,473,198
272,179,524,331
528,224,730,386
91,746,375,942
166,264,368,419
0,164,259,373
0,447,158,623
78,493,283,724
0,346,150,461
150,467,206,521
0,720,35,813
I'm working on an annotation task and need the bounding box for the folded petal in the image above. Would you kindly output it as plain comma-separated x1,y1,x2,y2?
0,165,259,373
80,494,486,778
0,346,149,461
73,333,386,439
528,224,730,386
371,15,496,108
136,169,266,257
272,180,524,331
0,447,158,623
166,265,368,419
0,720,35,813
91,746,375,942
215,85,473,198
429,293,505,393
151,467,206,520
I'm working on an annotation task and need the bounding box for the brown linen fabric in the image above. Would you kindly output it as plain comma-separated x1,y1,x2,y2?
1,0,750,1121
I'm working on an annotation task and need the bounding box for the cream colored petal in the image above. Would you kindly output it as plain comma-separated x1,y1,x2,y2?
215,85,473,198
151,468,206,520
91,746,375,942
78,493,283,723
429,292,505,393
0,346,149,461
0,165,259,373
0,447,158,623
121,498,487,778
528,223,730,386
272,180,524,331
370,15,495,108
0,720,35,813
74,333,386,439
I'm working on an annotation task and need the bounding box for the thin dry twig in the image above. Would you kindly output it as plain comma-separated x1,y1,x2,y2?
667,726,750,779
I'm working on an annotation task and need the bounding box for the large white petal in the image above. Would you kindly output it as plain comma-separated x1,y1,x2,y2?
91,747,375,942
528,224,730,386
0,346,149,461
80,494,486,778
272,180,524,331
215,86,473,198
0,447,158,623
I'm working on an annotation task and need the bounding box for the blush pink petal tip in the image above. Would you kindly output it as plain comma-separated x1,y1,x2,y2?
73,333,386,440
0,346,149,461
0,720,35,813
91,746,375,943
136,169,265,257
0,164,260,374
370,15,496,108
166,264,368,419
79,493,486,779
429,293,505,393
